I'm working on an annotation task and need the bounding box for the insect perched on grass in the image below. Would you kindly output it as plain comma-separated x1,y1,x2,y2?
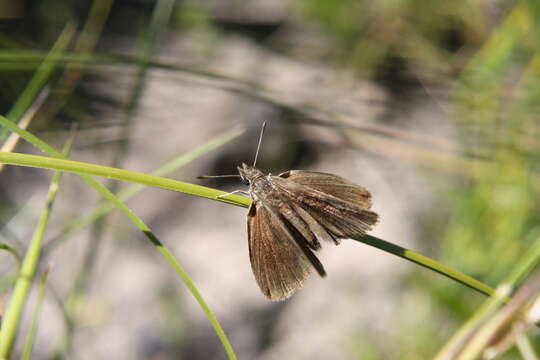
199,123,379,301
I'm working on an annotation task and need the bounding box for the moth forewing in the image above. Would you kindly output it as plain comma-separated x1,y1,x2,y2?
247,200,315,301
271,174,379,239
277,170,373,209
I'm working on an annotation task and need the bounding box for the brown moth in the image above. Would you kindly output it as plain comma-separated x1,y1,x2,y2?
201,123,378,301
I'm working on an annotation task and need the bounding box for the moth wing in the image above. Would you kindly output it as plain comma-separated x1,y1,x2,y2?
272,176,378,240
247,201,323,301
278,170,372,209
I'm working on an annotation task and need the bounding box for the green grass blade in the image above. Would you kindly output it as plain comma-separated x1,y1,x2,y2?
0,113,247,206
0,115,238,359
0,23,75,140
46,127,244,250
105,0,175,196
0,243,21,269
52,126,242,356
68,166,238,360
357,235,496,298
40,0,113,126
435,233,540,359
516,335,539,360
0,137,72,360
0,88,48,158
0,150,249,207
20,266,51,360
121,0,175,134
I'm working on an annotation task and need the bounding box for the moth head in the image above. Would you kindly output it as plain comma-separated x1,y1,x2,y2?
237,163,252,185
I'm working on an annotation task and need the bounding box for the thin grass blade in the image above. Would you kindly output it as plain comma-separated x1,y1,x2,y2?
20,266,51,360
0,135,72,360
0,23,74,140
0,115,238,359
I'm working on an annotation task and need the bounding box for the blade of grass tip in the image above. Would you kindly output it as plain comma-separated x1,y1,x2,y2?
20,265,51,360
46,127,245,252
0,23,75,141
0,135,73,360
0,88,50,172
0,116,238,360
356,234,497,298
0,244,22,269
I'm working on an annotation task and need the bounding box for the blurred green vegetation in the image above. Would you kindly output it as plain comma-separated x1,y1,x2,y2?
297,0,487,77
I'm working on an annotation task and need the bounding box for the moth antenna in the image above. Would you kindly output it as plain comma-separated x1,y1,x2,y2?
252,121,266,168
197,174,241,179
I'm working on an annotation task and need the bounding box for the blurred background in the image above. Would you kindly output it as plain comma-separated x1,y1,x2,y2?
1,0,540,359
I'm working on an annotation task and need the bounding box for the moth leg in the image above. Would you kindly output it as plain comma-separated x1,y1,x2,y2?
217,190,250,199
